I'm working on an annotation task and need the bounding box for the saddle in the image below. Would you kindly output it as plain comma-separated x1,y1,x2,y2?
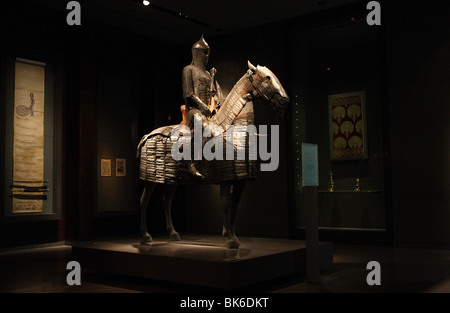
180,105,187,125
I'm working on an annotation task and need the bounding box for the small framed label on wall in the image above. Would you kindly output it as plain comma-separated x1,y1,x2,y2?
101,159,111,177
116,158,126,177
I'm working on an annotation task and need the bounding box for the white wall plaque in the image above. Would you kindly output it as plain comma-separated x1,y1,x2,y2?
302,143,319,187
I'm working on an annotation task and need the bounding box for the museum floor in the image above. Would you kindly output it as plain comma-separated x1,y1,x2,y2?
0,238,449,293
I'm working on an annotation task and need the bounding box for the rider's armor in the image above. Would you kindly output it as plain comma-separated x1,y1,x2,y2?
181,36,219,178
182,35,217,126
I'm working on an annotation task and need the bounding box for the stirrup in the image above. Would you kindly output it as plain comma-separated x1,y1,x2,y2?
186,163,204,179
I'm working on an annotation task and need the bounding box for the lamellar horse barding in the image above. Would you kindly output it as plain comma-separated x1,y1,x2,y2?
136,61,289,248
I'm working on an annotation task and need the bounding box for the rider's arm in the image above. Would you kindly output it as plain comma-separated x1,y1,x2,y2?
182,66,211,117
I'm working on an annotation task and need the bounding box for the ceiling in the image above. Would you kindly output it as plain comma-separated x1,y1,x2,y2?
30,0,360,44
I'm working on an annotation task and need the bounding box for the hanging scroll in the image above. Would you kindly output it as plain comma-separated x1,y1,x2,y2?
11,59,46,213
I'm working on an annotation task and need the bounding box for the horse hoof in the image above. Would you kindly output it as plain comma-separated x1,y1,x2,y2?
170,232,181,241
226,238,240,249
141,234,152,245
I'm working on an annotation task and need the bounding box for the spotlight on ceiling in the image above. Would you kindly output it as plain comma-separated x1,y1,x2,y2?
143,0,150,6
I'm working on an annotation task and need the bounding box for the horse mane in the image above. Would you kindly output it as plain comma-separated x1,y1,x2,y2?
210,70,254,127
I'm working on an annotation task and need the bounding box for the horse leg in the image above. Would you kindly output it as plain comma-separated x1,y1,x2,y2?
221,182,232,239
228,180,247,248
140,181,156,244
221,181,247,249
163,184,181,241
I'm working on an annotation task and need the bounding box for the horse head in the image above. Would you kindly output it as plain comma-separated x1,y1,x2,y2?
248,61,289,121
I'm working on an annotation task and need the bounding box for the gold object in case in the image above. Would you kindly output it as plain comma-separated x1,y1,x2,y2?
328,170,335,192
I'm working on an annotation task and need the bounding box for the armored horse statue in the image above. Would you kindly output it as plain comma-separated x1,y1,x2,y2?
136,61,289,248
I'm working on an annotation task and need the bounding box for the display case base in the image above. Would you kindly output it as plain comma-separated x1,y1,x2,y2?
71,234,333,289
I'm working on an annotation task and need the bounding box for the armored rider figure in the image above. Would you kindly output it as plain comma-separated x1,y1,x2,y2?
182,35,223,178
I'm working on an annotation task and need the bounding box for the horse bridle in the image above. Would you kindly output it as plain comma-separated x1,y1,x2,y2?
247,69,277,102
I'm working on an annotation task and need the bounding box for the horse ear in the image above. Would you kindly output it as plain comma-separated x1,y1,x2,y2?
248,60,257,73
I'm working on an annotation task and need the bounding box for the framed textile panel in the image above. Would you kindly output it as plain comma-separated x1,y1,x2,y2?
329,91,367,160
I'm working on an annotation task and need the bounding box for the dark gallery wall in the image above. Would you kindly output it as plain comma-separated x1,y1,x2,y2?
285,5,391,244
385,2,450,247
0,2,66,248
62,15,186,240
0,1,185,247
282,1,450,247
